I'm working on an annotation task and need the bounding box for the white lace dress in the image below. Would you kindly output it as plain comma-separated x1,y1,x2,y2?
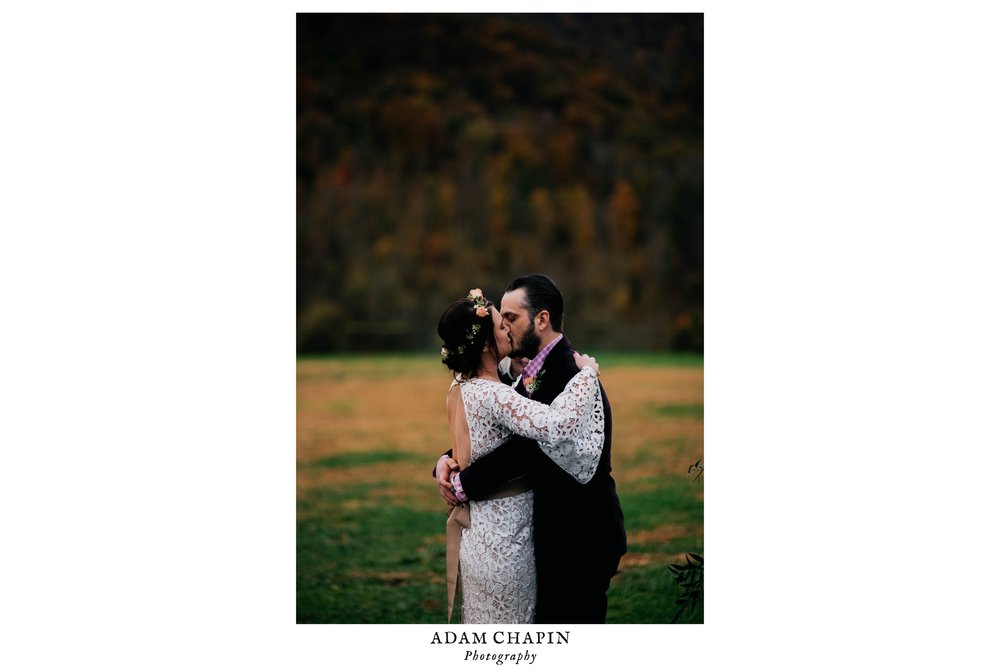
457,367,605,623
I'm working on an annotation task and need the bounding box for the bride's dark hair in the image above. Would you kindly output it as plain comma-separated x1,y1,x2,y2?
438,294,500,379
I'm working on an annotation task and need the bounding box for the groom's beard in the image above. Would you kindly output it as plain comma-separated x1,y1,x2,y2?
511,320,541,359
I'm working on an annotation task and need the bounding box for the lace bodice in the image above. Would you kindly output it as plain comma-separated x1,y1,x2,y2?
453,366,606,623
459,366,605,483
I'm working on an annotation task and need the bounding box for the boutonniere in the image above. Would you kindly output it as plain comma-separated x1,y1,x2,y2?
523,370,546,394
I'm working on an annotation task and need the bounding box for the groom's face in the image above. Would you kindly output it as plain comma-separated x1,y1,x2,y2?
500,288,542,359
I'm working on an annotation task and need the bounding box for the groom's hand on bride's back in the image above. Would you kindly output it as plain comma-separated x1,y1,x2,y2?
436,455,461,506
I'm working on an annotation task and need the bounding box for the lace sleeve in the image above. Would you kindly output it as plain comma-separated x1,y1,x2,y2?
488,367,605,483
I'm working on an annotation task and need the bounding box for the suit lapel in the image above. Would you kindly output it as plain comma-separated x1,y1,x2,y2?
529,337,573,405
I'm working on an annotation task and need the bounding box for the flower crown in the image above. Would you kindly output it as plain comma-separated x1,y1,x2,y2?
441,288,491,359
466,288,490,318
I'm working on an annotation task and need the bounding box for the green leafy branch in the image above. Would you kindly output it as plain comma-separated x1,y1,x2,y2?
688,457,703,483
668,552,703,623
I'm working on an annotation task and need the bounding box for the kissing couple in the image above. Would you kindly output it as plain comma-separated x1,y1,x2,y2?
434,274,627,624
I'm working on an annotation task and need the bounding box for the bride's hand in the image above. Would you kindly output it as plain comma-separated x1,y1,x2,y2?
573,351,600,376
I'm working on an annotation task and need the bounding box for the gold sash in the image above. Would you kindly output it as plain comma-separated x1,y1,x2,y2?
446,477,531,622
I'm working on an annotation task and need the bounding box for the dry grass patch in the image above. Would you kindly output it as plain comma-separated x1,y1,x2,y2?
630,524,689,545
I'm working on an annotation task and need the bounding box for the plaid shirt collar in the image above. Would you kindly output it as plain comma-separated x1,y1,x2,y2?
519,334,563,394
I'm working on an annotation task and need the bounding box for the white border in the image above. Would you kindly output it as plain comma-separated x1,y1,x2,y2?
3,2,999,665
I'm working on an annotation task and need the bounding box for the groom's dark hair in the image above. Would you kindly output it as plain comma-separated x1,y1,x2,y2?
506,274,564,332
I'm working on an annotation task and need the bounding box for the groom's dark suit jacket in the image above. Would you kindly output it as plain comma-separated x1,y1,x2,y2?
456,336,627,623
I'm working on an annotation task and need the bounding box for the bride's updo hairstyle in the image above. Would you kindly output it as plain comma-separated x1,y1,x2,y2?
438,289,500,380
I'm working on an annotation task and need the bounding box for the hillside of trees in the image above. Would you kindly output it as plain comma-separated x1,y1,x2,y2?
297,14,703,353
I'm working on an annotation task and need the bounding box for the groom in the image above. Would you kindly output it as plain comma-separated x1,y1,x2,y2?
436,274,627,623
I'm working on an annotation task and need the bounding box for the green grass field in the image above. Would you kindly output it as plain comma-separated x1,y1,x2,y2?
297,354,703,623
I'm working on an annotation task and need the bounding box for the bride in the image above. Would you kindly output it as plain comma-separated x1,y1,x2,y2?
438,288,604,623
